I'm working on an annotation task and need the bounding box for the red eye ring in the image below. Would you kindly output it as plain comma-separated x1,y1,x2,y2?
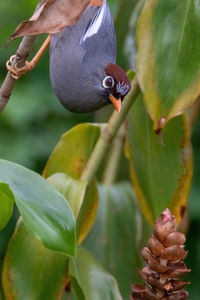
102,76,115,89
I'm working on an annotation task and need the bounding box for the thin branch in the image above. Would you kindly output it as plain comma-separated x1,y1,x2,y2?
0,35,36,113
80,77,140,185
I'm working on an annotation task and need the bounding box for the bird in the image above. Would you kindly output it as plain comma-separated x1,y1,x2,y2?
49,0,131,113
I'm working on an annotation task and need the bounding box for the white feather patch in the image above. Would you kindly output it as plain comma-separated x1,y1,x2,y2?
116,82,130,96
82,0,107,42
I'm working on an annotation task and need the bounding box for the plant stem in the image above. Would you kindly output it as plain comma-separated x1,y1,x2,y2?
102,122,126,184
0,35,36,113
80,77,140,185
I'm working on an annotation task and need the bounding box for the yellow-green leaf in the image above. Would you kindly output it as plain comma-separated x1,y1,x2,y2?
136,0,200,130
47,173,87,218
43,123,101,179
43,123,102,243
126,94,193,224
2,219,68,300
0,183,14,230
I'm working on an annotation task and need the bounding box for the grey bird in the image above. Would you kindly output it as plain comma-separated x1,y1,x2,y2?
49,0,131,113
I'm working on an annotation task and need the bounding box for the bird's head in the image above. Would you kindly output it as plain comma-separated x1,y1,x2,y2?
102,63,131,112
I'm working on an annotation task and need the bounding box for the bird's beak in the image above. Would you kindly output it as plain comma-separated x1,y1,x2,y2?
109,94,122,112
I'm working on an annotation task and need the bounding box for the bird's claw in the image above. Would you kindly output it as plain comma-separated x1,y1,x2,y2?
6,55,33,80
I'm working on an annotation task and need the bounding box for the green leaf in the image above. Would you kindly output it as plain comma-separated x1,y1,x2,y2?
0,183,14,230
43,123,102,244
43,123,102,180
76,183,98,245
47,173,87,218
2,219,68,300
84,183,147,299
47,174,99,248
136,0,200,129
0,159,76,256
126,94,193,224
69,247,122,300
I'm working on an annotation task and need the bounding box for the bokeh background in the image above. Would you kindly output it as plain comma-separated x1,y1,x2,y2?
0,0,200,299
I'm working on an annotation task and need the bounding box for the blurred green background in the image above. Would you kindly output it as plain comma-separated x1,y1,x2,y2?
0,0,200,299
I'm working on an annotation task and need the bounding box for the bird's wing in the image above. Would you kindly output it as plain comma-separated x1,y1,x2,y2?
81,0,111,43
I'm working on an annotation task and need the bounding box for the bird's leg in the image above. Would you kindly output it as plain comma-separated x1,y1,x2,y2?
6,34,50,79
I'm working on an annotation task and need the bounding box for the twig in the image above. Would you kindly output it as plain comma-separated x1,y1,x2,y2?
80,77,140,185
102,122,126,184
0,35,36,113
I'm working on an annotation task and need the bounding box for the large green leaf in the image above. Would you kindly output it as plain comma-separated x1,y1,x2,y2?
0,159,76,256
84,183,148,299
0,183,14,230
43,123,102,244
136,0,200,130
69,247,122,300
2,219,68,300
126,94,193,224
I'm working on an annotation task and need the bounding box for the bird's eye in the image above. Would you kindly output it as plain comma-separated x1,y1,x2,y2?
102,76,115,89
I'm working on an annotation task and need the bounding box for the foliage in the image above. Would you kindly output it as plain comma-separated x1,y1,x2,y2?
0,0,200,299
126,95,193,224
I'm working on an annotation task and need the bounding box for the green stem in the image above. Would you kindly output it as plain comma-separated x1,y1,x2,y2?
80,77,140,185
102,123,126,185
